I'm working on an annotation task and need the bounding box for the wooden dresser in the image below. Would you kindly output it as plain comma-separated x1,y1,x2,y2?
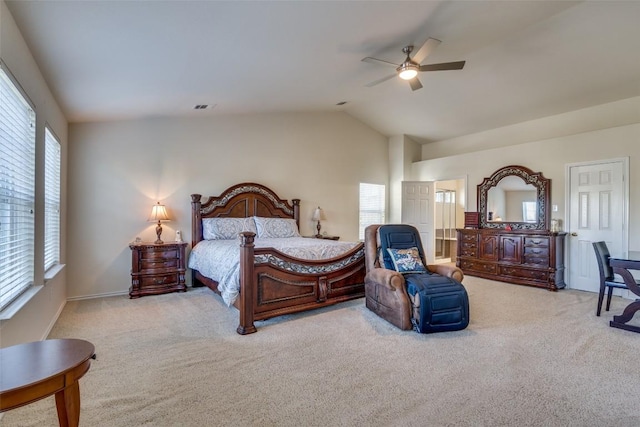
456,229,566,290
129,242,187,298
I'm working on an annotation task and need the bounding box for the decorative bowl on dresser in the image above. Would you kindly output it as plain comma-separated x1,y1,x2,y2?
129,241,187,298
456,165,567,291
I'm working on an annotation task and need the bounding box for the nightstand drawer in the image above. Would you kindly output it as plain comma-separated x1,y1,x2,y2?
141,248,179,260
140,258,178,271
139,273,179,288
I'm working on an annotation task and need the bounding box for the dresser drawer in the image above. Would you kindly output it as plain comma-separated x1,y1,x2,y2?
459,259,497,274
459,247,478,257
500,265,549,281
524,246,549,257
523,256,550,267
461,233,477,243
459,241,478,257
524,237,549,247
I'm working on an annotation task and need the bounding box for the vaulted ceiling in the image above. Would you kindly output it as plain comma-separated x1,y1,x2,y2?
6,0,640,143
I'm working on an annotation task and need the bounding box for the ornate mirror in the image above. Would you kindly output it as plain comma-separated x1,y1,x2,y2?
478,165,550,230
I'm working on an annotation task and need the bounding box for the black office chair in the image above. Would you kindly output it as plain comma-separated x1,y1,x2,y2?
592,241,639,316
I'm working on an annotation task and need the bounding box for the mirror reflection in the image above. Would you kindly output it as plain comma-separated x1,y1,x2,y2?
486,176,537,223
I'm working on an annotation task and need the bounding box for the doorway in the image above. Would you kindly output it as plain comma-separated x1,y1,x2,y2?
566,158,629,295
434,179,466,264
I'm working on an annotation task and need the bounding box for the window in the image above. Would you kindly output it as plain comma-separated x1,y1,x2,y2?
359,183,385,240
44,127,61,271
0,62,36,311
522,201,537,223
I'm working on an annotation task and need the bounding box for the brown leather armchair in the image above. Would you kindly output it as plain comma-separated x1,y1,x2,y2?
364,224,464,330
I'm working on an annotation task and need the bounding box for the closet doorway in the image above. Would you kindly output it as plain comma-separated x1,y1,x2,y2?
434,179,466,264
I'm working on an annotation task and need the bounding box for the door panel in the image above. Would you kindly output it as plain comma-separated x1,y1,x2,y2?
402,181,434,264
568,160,625,293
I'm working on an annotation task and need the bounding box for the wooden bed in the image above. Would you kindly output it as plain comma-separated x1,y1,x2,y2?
190,182,366,334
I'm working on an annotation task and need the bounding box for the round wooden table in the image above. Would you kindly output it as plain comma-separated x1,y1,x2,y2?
0,338,95,427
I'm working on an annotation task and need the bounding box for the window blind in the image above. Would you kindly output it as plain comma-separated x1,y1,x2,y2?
44,127,61,271
359,183,386,240
0,63,36,311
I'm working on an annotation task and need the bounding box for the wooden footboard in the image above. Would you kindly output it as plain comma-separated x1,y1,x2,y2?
236,232,365,334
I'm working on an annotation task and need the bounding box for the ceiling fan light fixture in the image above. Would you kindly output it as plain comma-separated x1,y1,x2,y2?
397,63,418,80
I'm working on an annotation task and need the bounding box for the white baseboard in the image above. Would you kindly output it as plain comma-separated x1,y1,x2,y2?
41,299,67,340
67,290,129,301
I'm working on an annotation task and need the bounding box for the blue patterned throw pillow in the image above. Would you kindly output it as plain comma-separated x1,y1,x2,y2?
386,247,428,274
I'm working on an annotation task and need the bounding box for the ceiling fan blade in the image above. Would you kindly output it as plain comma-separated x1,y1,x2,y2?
409,77,423,91
412,37,441,64
365,73,397,87
419,61,466,72
362,57,399,68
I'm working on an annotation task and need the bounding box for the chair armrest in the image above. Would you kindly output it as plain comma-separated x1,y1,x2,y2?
364,267,412,330
427,264,464,282
365,267,405,291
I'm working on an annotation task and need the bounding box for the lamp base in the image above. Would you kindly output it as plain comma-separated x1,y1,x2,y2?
316,221,322,239
155,222,164,244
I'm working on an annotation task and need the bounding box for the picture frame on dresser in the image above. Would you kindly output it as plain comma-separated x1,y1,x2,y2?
456,165,566,291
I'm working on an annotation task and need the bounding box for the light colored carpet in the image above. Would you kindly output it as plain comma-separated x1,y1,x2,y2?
3,276,640,427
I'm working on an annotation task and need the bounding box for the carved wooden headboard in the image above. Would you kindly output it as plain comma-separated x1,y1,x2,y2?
190,182,300,247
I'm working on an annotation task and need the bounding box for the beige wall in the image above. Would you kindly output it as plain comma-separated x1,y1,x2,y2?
412,101,640,253
421,97,640,161
67,113,388,298
388,135,420,223
0,1,69,347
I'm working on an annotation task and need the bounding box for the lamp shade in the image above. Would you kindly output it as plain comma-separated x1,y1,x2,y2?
148,202,170,222
312,207,326,222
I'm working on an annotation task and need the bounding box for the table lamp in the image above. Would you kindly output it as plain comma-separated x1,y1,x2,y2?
312,206,326,238
148,202,170,244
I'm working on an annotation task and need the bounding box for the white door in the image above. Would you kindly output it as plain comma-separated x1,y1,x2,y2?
401,181,435,264
567,159,627,293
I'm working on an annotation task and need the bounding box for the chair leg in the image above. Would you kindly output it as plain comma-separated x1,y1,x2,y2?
606,286,614,311
597,284,606,316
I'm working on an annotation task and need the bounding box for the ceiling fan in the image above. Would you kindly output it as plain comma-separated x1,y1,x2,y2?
362,38,465,91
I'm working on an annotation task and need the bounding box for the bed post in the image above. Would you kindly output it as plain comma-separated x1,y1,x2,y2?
191,194,203,287
292,199,300,230
237,231,258,335
191,194,203,247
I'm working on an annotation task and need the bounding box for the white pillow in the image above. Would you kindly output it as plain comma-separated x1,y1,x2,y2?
202,217,257,240
254,217,301,238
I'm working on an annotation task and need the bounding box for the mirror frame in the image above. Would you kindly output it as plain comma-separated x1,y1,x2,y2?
478,165,551,230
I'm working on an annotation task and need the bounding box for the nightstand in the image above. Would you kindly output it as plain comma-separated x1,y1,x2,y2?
129,242,187,298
